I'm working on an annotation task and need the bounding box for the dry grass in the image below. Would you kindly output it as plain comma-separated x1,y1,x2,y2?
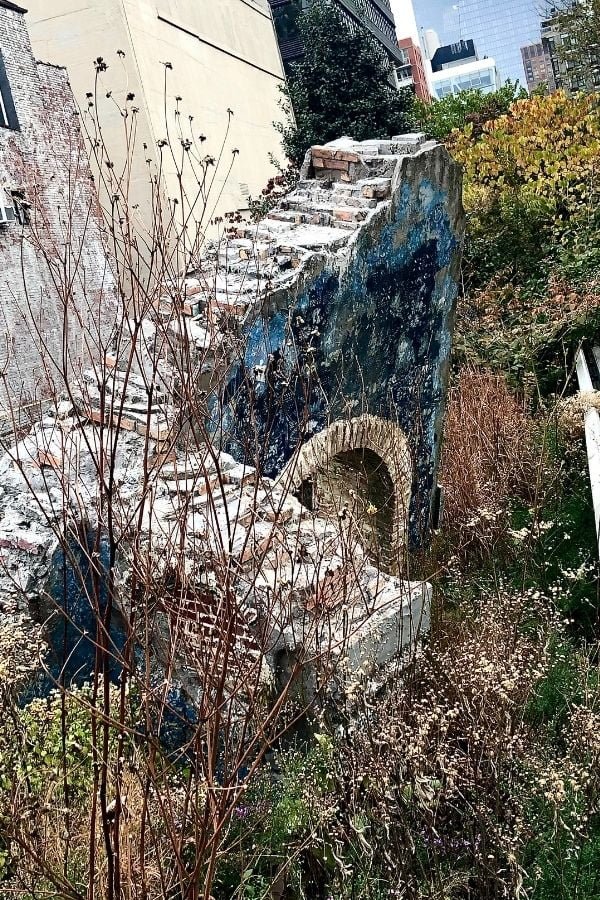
325,586,562,899
440,368,540,561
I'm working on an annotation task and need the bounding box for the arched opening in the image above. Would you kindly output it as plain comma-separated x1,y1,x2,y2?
308,448,395,572
281,414,412,574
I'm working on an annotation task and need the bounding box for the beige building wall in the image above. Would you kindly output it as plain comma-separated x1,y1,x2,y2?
25,0,286,239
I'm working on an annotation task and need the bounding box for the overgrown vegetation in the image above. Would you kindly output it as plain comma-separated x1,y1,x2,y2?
415,80,527,142
440,90,600,384
3,31,600,900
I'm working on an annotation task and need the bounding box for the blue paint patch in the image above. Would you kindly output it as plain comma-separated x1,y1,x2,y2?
217,167,463,545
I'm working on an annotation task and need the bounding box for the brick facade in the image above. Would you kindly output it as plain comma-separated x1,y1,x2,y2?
398,36,431,102
0,1,115,424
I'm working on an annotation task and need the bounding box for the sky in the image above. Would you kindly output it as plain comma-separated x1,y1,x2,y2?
412,0,462,43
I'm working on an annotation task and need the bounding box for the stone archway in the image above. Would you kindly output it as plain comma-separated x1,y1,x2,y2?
279,414,412,571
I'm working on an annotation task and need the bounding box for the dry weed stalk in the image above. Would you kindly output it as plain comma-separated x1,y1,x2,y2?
0,60,421,900
440,367,539,560
327,588,562,898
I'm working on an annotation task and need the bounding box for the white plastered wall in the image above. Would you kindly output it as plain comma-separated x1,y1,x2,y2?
25,0,286,236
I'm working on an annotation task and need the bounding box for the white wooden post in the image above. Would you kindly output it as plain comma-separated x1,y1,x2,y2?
575,347,600,551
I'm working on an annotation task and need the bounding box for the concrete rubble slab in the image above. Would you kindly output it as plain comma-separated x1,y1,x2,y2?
0,412,431,697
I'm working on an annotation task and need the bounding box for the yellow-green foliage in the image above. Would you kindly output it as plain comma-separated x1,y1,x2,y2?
450,91,600,214
449,90,600,372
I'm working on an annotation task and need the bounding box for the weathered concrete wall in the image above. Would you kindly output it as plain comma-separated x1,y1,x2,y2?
0,3,116,423
215,137,464,546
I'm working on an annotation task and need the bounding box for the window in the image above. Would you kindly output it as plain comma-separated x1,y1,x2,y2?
11,190,30,226
272,0,302,42
0,51,18,130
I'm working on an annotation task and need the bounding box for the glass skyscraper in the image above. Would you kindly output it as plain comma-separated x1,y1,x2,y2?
457,0,541,84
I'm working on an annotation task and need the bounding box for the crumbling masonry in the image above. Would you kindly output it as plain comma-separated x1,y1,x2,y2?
0,133,464,696
201,135,465,552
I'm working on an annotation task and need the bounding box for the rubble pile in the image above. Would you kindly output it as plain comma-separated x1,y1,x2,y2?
0,135,449,696
0,407,429,694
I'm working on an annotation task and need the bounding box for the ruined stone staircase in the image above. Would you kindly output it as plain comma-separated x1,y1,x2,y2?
49,134,438,692
131,136,431,403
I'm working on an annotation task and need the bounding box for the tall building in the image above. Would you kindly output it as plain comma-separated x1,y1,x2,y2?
426,34,500,98
24,0,287,232
540,8,600,94
397,37,431,100
455,0,540,84
521,41,555,91
269,0,407,70
390,0,434,97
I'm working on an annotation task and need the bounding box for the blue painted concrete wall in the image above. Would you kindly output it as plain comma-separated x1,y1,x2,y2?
216,146,464,545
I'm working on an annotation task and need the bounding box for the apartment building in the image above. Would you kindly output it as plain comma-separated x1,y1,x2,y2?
269,0,407,69
397,37,431,100
521,41,556,91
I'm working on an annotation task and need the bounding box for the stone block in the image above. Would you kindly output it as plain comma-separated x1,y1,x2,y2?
333,208,355,222
343,581,431,676
313,146,361,164
313,157,350,172
38,448,62,469
148,419,170,441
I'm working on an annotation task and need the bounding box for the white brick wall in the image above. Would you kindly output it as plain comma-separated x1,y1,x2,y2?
0,4,116,419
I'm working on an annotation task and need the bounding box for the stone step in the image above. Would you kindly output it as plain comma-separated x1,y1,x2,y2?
356,177,393,200
330,193,378,209
286,187,339,204
283,197,375,216
157,295,203,317
267,206,368,228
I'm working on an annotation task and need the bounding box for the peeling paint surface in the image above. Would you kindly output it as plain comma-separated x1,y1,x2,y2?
219,145,465,544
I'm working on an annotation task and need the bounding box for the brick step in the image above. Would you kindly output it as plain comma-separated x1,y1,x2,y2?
286,187,339,204
267,205,368,227
283,197,375,216
214,254,298,280
217,242,276,267
330,194,378,208
238,224,283,242
329,180,363,194
82,405,170,440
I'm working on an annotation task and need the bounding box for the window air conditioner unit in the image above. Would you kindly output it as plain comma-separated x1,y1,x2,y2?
0,186,14,225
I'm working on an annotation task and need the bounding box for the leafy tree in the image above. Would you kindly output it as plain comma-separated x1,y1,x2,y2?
277,0,414,166
552,0,600,91
450,91,600,229
414,81,527,142
449,89,600,377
